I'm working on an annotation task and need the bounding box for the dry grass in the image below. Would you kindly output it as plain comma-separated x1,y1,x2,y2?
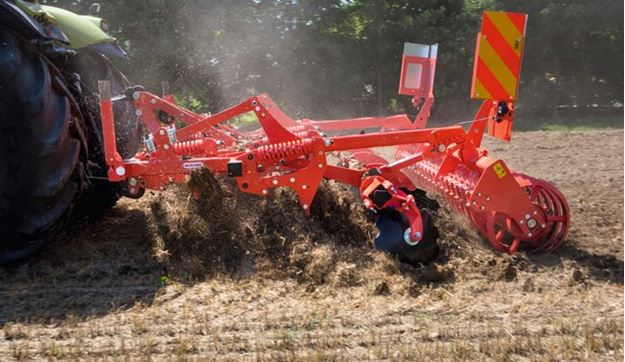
0,130,621,360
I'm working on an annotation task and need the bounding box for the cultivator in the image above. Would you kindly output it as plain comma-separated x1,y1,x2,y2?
98,11,569,262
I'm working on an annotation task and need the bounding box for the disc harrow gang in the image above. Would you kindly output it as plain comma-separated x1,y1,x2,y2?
97,11,570,264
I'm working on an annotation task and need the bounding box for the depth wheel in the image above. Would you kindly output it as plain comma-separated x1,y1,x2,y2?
373,208,439,265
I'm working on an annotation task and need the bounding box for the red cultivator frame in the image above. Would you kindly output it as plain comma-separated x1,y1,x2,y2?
98,11,569,262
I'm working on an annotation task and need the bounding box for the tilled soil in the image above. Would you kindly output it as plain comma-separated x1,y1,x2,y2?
0,129,622,360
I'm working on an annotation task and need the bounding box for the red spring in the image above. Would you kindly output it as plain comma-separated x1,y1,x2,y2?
255,138,314,163
173,139,217,156
253,130,318,148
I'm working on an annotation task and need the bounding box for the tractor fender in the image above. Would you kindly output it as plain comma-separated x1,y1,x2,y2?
38,3,114,49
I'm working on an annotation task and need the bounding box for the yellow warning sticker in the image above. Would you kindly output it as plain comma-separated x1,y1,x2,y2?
493,162,507,179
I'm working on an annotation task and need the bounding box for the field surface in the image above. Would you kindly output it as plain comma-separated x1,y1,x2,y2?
0,129,622,361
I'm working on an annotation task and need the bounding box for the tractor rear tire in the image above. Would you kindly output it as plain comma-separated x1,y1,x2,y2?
0,30,86,263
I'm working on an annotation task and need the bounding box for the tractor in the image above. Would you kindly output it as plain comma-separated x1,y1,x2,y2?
0,0,139,262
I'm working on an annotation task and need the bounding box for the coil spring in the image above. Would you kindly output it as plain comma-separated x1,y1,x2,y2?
173,139,216,156
255,138,314,163
254,131,317,148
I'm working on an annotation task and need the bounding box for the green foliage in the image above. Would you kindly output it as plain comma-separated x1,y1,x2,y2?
41,0,623,126
174,95,206,113
157,274,170,287
227,111,259,129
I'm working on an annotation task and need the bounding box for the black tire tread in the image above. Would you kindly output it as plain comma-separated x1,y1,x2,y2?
0,29,86,263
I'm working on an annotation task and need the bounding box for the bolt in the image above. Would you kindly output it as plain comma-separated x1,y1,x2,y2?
403,228,418,246
251,100,258,106
168,176,174,182
261,112,266,117
289,177,295,183
323,138,333,147
115,166,126,176
163,144,170,150
528,233,532,237
414,231,422,238
519,220,524,224
159,129,166,135
262,189,268,195
135,109,142,116
129,187,136,194
477,192,482,197
318,163,324,168
437,144,446,152
318,151,323,156
247,153,254,160
533,211,538,215
129,178,138,186
272,179,278,185
255,106,261,112
527,218,537,228
132,91,140,100
303,204,309,210
149,98,156,104
403,228,411,242
486,196,490,202
302,185,308,190
525,214,530,219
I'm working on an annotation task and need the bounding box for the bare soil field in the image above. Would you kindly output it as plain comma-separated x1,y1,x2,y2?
0,129,622,361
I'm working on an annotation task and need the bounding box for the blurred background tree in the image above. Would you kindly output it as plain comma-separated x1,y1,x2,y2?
43,0,623,127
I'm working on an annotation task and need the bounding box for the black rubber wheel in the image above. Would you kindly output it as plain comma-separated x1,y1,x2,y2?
373,208,439,265
0,30,86,263
395,210,439,265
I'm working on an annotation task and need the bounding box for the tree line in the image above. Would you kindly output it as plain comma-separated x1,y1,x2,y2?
44,0,623,126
